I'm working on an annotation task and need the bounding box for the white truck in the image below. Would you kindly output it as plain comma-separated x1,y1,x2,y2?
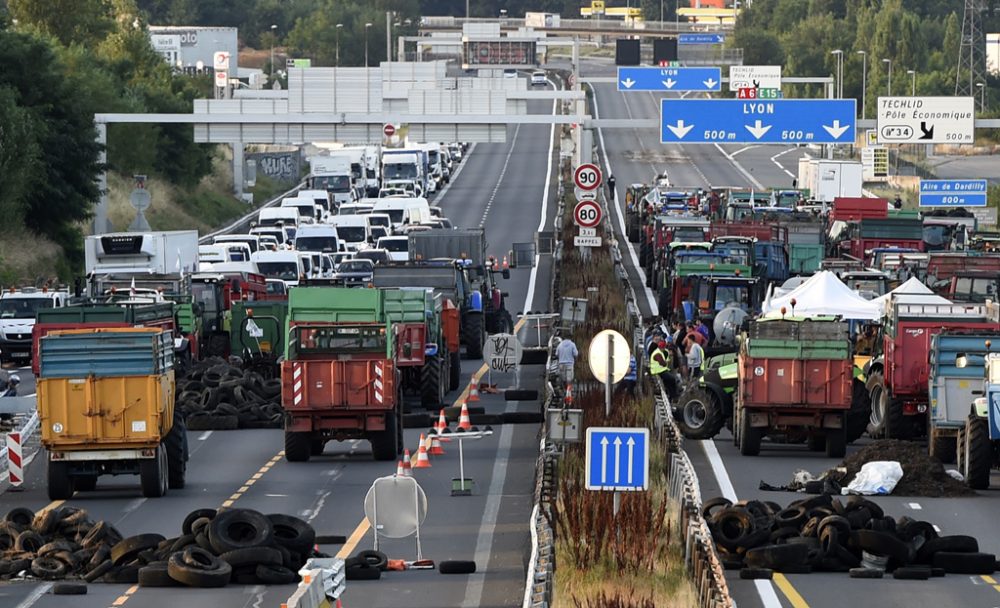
85,231,200,276
382,149,429,197
797,159,863,203
0,288,70,364
308,155,357,208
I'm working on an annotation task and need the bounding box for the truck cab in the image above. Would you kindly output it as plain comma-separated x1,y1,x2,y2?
0,288,69,364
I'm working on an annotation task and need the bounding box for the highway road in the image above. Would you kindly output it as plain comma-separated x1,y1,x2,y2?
586,60,1000,608
0,83,558,608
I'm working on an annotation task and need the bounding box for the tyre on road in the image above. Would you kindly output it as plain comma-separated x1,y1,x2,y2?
207,509,274,554
370,408,401,461
676,387,725,440
825,418,847,458
961,414,992,490
167,552,232,588
47,459,73,501
737,407,761,456
284,430,312,463
166,407,188,490
139,444,168,498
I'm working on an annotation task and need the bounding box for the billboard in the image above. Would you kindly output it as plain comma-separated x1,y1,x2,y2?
462,40,537,68
615,39,640,66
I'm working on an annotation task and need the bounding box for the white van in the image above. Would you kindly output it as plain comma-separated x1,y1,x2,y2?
250,250,309,287
214,234,261,254
258,207,301,228
365,213,393,234
198,244,229,267
294,224,342,254
298,189,333,216
328,216,370,252
338,203,374,216
280,197,319,224
377,236,409,262
372,197,432,230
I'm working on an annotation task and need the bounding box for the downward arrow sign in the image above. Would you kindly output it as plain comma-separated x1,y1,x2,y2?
621,78,635,89
919,121,935,140
822,119,850,139
613,437,622,484
667,119,694,139
600,437,609,483
626,437,636,484
662,78,676,89
703,78,718,89
745,120,772,140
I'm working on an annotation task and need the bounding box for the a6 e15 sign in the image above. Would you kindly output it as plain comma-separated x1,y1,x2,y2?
574,200,603,228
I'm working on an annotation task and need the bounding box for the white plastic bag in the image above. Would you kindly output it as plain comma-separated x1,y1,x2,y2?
841,461,904,496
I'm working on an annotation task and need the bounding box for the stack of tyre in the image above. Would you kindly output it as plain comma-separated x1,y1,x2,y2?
175,358,283,431
0,506,318,588
705,495,997,580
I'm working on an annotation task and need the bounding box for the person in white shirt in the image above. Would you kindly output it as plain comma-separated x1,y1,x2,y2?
686,339,704,380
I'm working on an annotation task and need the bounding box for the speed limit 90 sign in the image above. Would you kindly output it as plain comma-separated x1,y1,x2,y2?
574,200,602,228
574,163,602,191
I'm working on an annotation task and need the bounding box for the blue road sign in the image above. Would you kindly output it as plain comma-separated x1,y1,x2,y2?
918,179,988,207
618,67,722,92
679,33,725,45
988,390,1000,441
659,99,856,144
585,427,649,491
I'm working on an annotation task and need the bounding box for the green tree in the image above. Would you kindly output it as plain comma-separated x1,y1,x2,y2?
7,0,113,46
732,27,784,66
0,31,102,263
0,86,41,226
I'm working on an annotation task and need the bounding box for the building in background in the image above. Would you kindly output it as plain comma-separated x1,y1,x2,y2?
148,26,239,77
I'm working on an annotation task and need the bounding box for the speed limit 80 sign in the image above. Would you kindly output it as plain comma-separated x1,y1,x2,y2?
574,163,602,191
574,200,603,228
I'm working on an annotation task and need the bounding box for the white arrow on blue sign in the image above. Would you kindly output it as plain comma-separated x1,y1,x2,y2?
679,33,725,45
918,179,988,208
659,98,856,144
618,67,721,92
585,427,649,491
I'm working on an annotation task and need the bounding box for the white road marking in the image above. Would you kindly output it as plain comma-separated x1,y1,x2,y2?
971,576,983,584
265,494,288,497
304,490,332,523
523,80,558,314
700,438,782,608
589,84,659,314
121,498,146,517
770,147,799,178
478,124,522,228
907,502,922,510
462,399,519,607
198,431,213,441
933,524,941,532
13,582,52,608
434,143,476,203
732,145,760,157
714,143,765,190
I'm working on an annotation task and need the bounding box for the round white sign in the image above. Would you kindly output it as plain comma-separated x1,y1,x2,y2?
588,329,630,384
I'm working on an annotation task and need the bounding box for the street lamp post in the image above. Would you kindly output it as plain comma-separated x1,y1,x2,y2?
831,50,843,98
336,23,342,67
882,58,892,96
364,22,373,68
976,82,986,112
907,70,916,96
857,50,867,119
269,24,277,78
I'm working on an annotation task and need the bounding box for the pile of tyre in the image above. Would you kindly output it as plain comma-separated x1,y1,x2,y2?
0,506,318,588
175,357,283,431
705,495,998,580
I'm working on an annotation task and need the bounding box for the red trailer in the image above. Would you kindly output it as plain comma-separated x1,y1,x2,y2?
927,253,1000,293
867,300,997,439
831,197,888,222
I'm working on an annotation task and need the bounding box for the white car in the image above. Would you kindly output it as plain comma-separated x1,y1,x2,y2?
377,236,410,262
503,69,517,79
530,71,546,86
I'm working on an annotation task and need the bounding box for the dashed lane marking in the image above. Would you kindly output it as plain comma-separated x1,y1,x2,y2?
478,124,521,228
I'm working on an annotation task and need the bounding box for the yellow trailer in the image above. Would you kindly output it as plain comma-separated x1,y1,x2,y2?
37,327,186,499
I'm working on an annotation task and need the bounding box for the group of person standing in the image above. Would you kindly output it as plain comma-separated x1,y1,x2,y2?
645,317,707,398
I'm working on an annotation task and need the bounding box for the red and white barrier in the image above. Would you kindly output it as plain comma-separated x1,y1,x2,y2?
7,431,23,488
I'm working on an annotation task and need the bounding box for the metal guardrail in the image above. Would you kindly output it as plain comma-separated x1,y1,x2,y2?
198,182,304,245
655,378,734,608
418,16,733,34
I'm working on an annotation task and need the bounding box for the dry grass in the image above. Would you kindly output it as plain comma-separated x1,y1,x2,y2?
0,230,65,286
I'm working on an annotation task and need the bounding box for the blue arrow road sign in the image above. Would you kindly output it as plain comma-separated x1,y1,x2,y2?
659,98,856,144
918,179,988,207
585,427,649,491
618,67,722,92
679,33,725,45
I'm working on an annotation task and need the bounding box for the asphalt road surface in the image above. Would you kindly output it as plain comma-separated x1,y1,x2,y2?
0,83,558,608
587,61,1000,608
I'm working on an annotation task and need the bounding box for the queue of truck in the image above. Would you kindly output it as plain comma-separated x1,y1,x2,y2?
627,179,1000,482
0,138,526,499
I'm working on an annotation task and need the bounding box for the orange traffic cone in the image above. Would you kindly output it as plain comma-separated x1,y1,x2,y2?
502,256,509,271
402,449,413,475
396,461,405,476
565,383,574,405
429,434,445,456
414,434,432,468
458,402,472,431
436,409,452,442
468,380,480,402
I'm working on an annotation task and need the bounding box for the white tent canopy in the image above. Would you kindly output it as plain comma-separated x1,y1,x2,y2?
873,277,951,314
762,271,882,320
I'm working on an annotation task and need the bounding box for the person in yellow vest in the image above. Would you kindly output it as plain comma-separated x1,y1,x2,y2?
650,338,679,398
